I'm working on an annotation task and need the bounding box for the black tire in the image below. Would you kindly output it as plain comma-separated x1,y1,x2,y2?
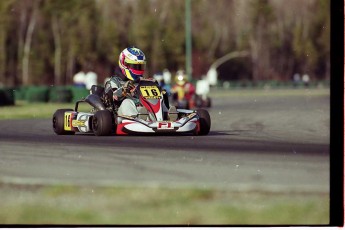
0,88,15,106
194,95,203,108
52,109,75,135
92,110,113,136
205,97,212,107
197,109,211,135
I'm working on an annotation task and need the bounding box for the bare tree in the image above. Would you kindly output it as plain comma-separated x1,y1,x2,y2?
51,15,62,85
22,0,40,85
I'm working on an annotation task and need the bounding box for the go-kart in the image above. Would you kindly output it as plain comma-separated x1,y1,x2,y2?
170,92,211,110
52,78,211,136
169,79,211,110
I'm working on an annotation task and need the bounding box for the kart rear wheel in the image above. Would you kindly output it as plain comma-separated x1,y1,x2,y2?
92,110,113,136
52,109,75,135
195,95,203,107
197,109,211,135
205,97,212,107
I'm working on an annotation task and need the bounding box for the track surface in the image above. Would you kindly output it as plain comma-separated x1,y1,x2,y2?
0,89,330,192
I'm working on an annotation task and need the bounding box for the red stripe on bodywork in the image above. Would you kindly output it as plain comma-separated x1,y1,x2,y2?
116,122,133,135
139,95,161,114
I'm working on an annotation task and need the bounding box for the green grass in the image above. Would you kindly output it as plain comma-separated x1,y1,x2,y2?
0,183,329,225
0,101,91,120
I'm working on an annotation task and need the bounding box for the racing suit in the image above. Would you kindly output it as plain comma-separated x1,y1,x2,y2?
104,67,139,117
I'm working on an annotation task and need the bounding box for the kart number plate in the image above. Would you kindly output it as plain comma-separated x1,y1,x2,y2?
157,122,174,130
140,86,161,99
64,112,73,131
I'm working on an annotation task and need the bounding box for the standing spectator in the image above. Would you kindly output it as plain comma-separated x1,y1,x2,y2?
73,70,86,88
293,73,301,87
163,68,172,85
85,70,98,90
302,74,310,87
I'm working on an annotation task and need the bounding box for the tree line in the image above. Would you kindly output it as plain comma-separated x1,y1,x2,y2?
0,0,329,86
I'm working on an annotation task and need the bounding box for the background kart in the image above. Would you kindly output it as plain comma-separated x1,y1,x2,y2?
170,93,211,110
52,79,211,136
169,79,212,110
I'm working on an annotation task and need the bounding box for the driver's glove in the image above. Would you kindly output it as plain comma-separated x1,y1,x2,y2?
122,81,136,96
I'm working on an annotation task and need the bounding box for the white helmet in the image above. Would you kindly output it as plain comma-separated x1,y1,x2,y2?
118,47,146,81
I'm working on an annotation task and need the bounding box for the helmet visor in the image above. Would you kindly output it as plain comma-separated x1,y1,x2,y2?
126,63,146,71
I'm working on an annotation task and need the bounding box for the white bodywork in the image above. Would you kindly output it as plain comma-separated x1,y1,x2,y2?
70,110,199,135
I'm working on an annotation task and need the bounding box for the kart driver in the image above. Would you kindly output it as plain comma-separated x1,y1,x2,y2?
103,47,146,117
171,70,196,105
103,47,176,120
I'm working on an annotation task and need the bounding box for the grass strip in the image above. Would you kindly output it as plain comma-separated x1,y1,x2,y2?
0,183,329,225
0,101,91,120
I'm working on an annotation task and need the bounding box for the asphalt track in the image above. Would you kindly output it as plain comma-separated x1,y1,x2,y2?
0,89,330,193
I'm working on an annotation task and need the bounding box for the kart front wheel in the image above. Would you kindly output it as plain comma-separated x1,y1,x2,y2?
197,109,211,135
52,109,75,135
92,110,113,136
